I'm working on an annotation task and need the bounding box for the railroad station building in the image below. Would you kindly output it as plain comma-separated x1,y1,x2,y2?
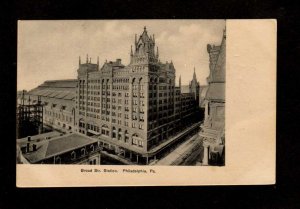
17,27,203,165
75,27,202,164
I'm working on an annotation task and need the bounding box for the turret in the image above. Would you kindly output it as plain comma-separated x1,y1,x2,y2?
193,67,196,80
131,26,157,64
179,75,181,88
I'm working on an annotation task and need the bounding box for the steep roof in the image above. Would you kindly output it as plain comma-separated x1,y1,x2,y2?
206,83,225,101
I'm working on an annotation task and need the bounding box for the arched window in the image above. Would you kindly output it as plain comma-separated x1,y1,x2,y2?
90,144,94,152
132,78,136,84
112,127,117,139
81,148,86,156
125,130,129,143
55,156,61,164
118,128,122,140
71,151,76,160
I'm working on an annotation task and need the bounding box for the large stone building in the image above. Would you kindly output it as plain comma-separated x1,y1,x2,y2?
75,27,201,164
199,29,226,166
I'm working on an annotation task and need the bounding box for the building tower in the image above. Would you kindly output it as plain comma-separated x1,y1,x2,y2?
190,67,200,102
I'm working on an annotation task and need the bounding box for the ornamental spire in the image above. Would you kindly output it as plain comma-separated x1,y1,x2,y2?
179,75,181,88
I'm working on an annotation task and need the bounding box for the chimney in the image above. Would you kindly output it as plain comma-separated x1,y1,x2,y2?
116,59,121,65
27,136,31,142
32,144,37,152
26,143,30,153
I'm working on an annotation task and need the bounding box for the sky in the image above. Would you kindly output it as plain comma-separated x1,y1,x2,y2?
18,20,225,91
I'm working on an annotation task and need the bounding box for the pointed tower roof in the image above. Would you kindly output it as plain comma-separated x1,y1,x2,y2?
138,26,151,44
193,67,196,79
179,75,181,87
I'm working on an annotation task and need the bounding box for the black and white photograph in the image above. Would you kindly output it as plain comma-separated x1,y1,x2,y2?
17,20,226,166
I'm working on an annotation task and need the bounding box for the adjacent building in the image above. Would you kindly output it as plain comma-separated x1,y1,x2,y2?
17,79,77,132
199,29,226,166
17,132,101,164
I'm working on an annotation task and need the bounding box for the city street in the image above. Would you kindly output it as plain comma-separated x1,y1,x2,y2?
154,133,203,165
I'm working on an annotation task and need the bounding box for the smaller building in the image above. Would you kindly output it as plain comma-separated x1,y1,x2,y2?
17,79,77,133
17,132,101,164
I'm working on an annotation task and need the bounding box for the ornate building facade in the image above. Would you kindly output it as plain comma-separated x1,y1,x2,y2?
75,27,201,164
200,29,226,166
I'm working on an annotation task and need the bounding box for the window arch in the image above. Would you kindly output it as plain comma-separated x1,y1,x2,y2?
112,127,117,139
81,148,86,156
55,156,61,164
118,128,122,140
71,151,76,160
125,130,129,143
132,77,136,84
90,144,94,152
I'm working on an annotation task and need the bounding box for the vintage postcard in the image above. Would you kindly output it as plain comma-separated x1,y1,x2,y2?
16,20,276,187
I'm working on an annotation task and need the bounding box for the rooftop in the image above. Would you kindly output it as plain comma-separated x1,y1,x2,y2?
18,133,98,163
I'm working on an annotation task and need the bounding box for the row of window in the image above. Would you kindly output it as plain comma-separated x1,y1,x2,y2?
112,78,129,83
44,110,73,123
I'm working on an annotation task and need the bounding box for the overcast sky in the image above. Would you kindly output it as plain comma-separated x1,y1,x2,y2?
18,20,225,91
